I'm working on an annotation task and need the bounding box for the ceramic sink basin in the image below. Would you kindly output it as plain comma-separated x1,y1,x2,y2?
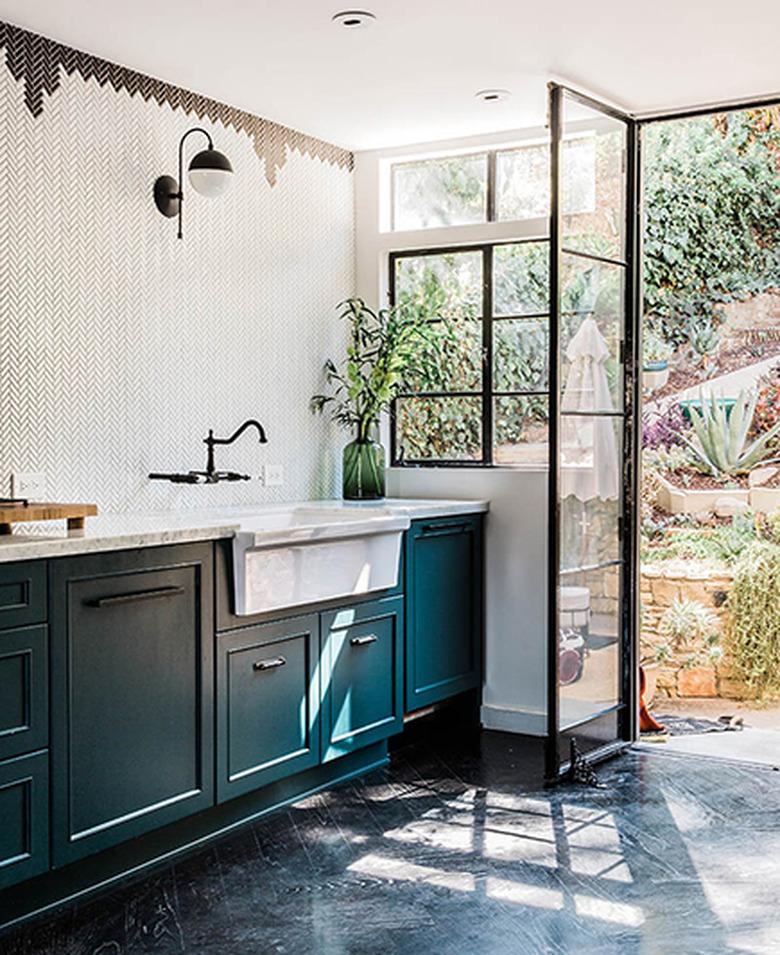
232,505,410,616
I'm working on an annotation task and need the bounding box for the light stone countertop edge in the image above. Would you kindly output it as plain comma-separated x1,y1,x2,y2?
0,498,489,563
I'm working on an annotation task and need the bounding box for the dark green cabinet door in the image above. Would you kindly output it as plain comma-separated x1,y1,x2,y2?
320,598,403,762
0,750,49,889
0,562,46,630
217,614,320,803
50,544,214,867
405,516,483,712
0,625,48,761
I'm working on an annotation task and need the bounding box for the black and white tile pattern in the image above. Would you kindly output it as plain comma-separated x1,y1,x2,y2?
0,20,354,512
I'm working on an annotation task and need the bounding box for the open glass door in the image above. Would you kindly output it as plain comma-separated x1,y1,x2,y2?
546,84,640,782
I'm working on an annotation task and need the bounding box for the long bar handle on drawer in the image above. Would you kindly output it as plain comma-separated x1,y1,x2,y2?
86,585,185,607
253,656,287,671
420,521,470,536
350,634,378,647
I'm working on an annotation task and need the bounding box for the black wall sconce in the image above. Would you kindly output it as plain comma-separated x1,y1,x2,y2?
154,127,233,239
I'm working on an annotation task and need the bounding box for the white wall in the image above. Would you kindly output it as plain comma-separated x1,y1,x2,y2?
356,127,552,735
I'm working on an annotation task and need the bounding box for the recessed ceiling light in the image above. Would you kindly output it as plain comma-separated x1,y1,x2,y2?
475,89,511,103
332,10,376,29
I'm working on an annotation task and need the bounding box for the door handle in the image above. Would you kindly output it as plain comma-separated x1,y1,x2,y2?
253,656,287,671
350,634,378,647
86,585,185,607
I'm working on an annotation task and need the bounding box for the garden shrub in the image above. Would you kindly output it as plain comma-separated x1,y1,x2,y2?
728,541,780,694
644,111,780,347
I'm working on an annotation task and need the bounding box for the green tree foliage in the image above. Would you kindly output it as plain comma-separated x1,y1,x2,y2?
644,111,780,346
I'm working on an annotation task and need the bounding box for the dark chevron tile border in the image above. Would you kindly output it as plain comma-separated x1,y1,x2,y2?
0,19,353,185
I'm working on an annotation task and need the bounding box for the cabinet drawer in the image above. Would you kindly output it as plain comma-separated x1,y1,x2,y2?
0,625,48,760
0,562,46,630
320,598,403,762
405,516,483,712
0,750,49,890
217,615,320,803
50,544,214,867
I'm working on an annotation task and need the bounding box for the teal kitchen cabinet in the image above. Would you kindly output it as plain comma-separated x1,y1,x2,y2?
0,624,48,761
0,750,49,890
216,614,320,803
49,544,214,867
405,515,483,712
0,561,46,630
320,597,404,762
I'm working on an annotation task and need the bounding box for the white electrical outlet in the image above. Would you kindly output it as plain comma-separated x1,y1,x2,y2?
264,464,284,487
11,472,48,501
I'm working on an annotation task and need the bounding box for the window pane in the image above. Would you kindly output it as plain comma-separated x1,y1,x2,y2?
560,482,621,572
392,154,488,231
496,144,549,220
396,396,482,462
560,255,624,412
494,396,548,466
493,242,549,316
561,98,626,260
559,563,620,730
403,320,483,393
395,250,482,320
493,319,548,392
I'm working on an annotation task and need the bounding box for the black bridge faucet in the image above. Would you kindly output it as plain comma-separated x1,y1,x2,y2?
149,419,268,485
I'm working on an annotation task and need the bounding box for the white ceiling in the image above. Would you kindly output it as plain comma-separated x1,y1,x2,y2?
0,1,778,150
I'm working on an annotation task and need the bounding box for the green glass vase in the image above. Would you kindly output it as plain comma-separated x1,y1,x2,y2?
342,437,385,500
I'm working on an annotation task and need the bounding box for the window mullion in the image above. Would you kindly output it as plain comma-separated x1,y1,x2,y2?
482,245,493,466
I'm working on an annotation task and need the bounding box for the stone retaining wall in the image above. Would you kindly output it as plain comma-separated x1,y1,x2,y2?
641,566,755,700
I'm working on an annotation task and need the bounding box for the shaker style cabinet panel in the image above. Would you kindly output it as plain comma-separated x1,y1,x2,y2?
0,625,48,761
0,561,46,630
405,516,483,712
49,544,214,867
216,614,320,803
320,598,404,762
0,750,49,890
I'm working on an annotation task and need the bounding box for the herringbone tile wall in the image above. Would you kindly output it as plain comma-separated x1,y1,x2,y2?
0,28,354,512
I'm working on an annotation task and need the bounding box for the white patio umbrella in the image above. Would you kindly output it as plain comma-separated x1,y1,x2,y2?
560,316,619,503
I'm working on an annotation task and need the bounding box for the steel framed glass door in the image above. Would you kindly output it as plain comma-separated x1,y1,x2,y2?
546,84,640,782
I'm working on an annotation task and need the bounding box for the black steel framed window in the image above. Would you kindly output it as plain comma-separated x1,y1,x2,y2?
389,141,553,232
389,238,551,467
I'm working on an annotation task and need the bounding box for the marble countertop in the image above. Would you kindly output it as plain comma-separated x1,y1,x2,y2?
0,498,489,563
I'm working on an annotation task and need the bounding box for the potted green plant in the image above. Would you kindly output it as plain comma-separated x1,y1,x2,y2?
311,298,447,500
642,329,673,392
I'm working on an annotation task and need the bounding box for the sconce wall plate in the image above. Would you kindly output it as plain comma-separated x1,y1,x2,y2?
154,174,180,218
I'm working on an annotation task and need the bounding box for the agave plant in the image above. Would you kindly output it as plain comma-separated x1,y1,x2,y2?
682,390,780,477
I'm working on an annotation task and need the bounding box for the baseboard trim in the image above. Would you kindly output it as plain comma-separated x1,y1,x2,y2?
481,703,546,736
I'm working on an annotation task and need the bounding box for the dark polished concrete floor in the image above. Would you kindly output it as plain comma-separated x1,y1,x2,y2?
3,728,780,955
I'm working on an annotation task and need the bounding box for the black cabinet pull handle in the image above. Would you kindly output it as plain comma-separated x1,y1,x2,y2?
253,656,287,671
86,585,185,608
350,634,378,647
420,521,471,536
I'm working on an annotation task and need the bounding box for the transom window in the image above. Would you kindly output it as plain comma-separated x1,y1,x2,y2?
390,137,596,232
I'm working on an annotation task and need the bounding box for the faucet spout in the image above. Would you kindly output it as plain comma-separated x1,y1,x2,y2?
211,419,268,446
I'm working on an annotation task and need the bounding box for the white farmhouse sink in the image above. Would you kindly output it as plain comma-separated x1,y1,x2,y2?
232,506,410,616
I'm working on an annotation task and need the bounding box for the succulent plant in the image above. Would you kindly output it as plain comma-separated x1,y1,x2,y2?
682,390,780,477
686,315,721,359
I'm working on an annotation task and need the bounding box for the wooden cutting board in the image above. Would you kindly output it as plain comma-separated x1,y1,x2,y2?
0,502,98,535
